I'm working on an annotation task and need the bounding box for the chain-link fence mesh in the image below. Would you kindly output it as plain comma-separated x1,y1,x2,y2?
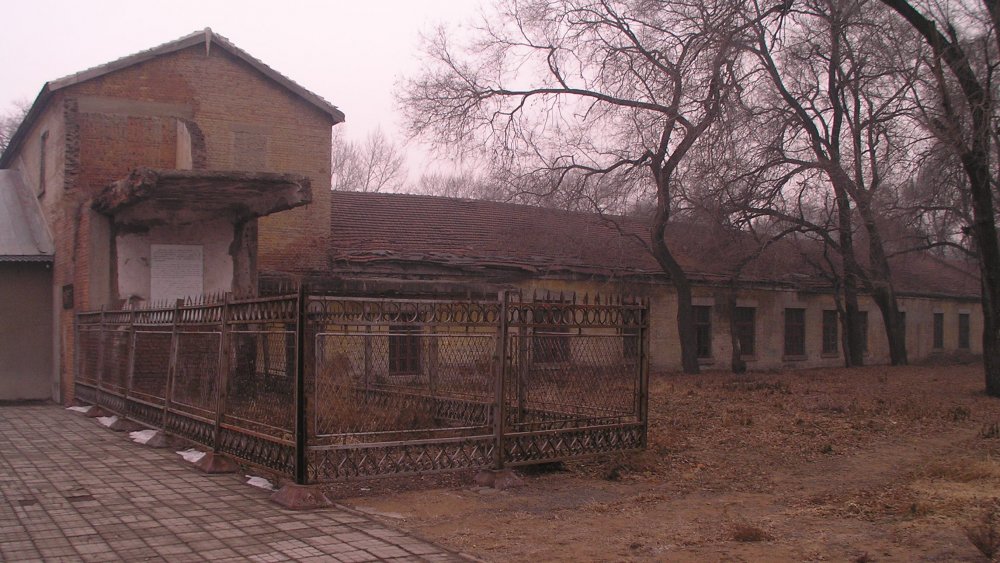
74,291,648,483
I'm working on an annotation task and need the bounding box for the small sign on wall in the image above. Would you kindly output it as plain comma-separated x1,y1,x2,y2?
62,284,73,309
150,244,203,302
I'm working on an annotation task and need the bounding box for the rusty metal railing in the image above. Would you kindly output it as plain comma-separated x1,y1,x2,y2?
75,289,648,484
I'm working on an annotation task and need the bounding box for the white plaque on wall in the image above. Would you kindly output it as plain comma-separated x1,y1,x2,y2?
150,244,203,302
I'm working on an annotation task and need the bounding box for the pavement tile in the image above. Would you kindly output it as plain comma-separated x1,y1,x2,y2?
0,404,469,562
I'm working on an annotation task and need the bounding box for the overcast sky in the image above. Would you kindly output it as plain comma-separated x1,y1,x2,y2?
0,0,486,176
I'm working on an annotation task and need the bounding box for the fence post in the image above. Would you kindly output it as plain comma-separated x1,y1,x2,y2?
162,299,183,431
516,291,527,425
73,312,80,404
493,290,509,470
124,306,137,420
639,298,650,449
212,293,232,453
294,284,308,485
95,306,107,408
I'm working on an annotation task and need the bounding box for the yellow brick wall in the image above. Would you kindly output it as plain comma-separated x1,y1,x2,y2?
512,279,983,372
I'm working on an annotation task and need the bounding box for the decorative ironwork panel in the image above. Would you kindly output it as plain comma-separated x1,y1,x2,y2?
228,296,298,324
165,410,215,447
171,331,221,414
96,389,127,414
131,331,171,403
503,423,645,465
218,427,295,475
307,437,496,481
224,329,296,438
307,296,502,328
74,383,97,405
507,295,646,330
125,396,165,428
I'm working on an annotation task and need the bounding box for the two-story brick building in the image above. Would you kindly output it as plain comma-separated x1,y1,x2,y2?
0,29,343,401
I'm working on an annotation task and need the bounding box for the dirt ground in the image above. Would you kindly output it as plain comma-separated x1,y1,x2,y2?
335,364,1000,562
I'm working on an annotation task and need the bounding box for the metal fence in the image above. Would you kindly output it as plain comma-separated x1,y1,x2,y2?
75,289,648,484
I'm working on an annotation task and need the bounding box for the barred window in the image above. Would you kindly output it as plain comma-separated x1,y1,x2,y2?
784,308,806,357
694,305,712,358
734,307,755,357
858,311,869,355
389,326,421,374
959,313,970,349
933,313,944,349
822,310,838,355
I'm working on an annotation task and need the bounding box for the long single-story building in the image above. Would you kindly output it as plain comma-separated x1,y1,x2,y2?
311,190,982,372
0,30,982,402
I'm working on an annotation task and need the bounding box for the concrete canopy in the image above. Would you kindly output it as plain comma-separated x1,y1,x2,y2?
92,167,312,226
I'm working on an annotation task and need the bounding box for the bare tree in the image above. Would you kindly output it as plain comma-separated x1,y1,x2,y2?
736,0,920,365
400,0,775,374
880,0,1000,394
331,128,408,193
0,100,30,155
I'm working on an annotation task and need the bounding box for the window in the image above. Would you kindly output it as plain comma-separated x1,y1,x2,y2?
822,310,839,355
694,305,712,358
38,131,48,197
733,307,755,357
784,308,806,357
389,326,421,374
959,313,971,349
933,312,944,349
858,311,869,355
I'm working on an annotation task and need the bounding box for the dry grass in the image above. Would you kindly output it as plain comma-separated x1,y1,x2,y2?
729,519,773,542
965,507,1000,560
343,364,1000,562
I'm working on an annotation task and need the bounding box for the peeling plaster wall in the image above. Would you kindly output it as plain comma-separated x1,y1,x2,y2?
0,263,53,400
115,219,234,303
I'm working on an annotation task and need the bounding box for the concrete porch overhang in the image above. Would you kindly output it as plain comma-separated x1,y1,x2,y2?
92,167,312,226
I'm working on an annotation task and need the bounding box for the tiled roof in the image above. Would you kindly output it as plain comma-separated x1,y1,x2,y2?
0,170,53,261
328,191,981,299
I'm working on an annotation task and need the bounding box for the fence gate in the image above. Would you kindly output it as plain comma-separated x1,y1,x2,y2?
75,289,648,485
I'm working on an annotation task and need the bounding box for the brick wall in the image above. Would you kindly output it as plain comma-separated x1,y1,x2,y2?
63,43,334,273
13,42,336,403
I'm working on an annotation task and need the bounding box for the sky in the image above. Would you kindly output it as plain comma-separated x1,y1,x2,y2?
0,0,487,177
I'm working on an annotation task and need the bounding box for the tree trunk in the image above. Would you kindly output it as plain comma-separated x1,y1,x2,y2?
836,190,865,367
879,0,1000,393
650,206,700,375
727,291,747,374
857,200,908,365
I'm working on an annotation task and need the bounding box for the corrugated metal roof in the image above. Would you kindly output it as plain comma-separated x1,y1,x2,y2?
0,170,54,261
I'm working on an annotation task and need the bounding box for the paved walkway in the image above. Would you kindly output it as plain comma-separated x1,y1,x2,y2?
0,404,468,562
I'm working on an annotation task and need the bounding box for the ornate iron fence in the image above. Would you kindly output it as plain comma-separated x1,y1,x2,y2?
75,289,648,484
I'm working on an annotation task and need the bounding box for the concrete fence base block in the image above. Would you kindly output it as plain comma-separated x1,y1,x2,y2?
84,406,111,418
194,452,239,474
107,418,142,432
143,431,180,449
474,469,524,490
271,484,333,510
